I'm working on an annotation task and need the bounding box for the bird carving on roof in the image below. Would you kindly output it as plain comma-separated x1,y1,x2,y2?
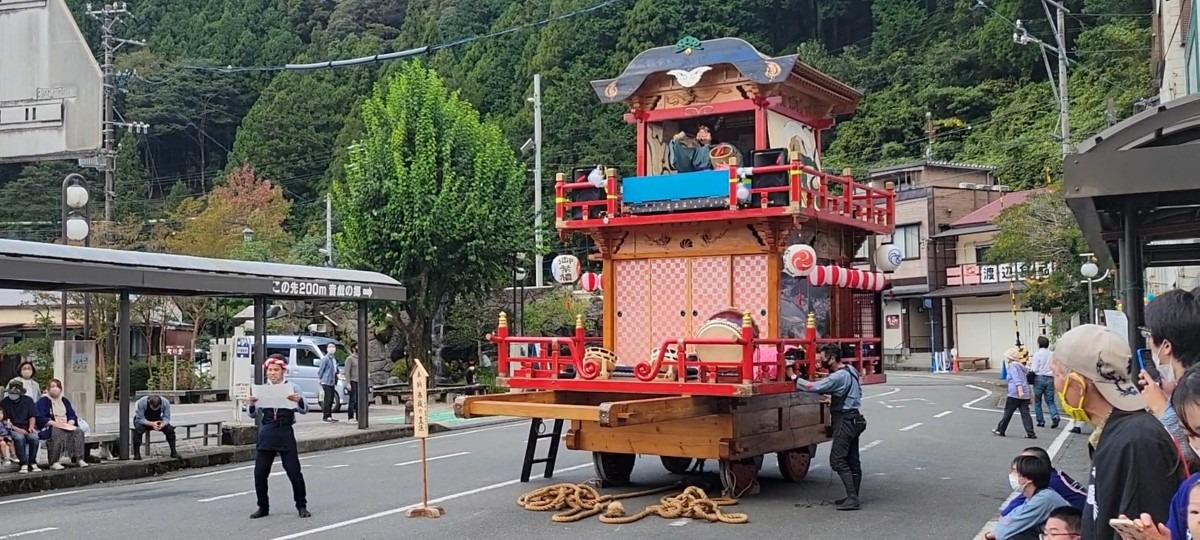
668,66,711,88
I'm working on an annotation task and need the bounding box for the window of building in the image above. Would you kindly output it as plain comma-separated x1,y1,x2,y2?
892,224,921,260
975,244,991,264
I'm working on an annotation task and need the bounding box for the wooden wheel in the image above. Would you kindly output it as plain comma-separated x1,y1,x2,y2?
777,444,816,482
593,452,636,487
718,458,761,498
660,456,694,474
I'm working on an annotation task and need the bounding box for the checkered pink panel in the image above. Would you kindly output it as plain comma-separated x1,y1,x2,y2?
688,256,733,334
613,259,651,366
650,258,689,356
732,255,771,335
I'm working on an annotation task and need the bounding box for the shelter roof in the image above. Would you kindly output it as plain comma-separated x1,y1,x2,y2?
0,239,406,301
1063,93,1200,268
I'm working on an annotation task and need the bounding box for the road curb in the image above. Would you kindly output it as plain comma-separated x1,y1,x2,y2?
0,418,510,498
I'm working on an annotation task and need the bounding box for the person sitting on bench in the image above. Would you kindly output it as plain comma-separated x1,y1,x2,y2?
133,394,179,460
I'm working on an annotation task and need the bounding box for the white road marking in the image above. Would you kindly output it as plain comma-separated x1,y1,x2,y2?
868,387,901,399
0,490,92,506
141,455,318,485
963,385,1002,413
974,420,1078,539
347,423,521,453
861,440,883,451
267,462,595,539
669,519,689,527
198,490,254,503
899,422,923,432
889,398,931,404
395,451,470,467
934,411,953,418
324,464,348,469
0,528,57,539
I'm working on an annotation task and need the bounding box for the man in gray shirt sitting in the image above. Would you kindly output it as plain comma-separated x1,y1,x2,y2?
133,394,179,460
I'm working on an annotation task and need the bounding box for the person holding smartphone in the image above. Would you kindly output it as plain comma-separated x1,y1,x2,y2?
1140,288,1200,473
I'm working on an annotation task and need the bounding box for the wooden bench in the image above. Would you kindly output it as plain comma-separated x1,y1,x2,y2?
85,433,120,461
131,421,224,455
135,389,230,404
956,357,990,371
372,384,487,406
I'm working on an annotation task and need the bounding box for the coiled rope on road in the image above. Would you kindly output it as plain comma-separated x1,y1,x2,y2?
516,482,749,524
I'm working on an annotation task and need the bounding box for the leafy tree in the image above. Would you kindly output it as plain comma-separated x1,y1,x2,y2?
985,183,1113,317
113,132,153,221
334,60,534,380
165,164,293,260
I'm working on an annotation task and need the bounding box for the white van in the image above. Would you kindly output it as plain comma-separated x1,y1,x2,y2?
254,335,351,411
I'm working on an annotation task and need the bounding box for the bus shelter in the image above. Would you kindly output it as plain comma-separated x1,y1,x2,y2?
1064,93,1200,350
0,238,407,459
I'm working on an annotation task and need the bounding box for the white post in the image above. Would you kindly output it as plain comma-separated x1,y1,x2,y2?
325,193,333,267
532,73,544,288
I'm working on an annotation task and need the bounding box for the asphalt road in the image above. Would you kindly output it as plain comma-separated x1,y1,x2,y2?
0,373,1079,539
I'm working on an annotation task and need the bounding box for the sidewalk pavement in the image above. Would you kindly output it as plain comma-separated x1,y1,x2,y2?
0,402,519,497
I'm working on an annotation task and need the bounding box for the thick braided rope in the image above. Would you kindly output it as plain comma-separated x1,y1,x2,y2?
517,483,749,525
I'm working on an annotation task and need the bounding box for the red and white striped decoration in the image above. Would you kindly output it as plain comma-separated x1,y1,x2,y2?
579,271,601,292
806,265,888,291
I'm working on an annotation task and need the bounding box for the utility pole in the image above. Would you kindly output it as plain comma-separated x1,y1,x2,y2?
531,74,544,287
1050,0,1070,157
85,2,145,224
325,193,333,267
1013,1,1070,157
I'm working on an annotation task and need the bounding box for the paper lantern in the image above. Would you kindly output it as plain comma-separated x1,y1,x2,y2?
847,269,862,289
783,244,817,277
862,272,874,291
579,271,601,292
874,243,903,272
825,266,845,288
551,254,581,284
810,265,827,286
597,273,604,292
872,272,888,291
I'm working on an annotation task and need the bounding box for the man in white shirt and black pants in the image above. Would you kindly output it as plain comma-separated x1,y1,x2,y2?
1029,336,1059,429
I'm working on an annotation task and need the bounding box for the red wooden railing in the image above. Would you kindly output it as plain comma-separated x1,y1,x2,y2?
554,160,895,231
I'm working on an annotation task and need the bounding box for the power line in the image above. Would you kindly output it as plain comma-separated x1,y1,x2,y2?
175,0,621,74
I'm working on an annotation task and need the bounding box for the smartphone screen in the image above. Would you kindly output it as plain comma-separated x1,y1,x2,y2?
1137,348,1161,384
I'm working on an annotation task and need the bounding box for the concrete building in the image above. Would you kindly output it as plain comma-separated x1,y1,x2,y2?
1152,0,1199,103
926,190,1054,366
857,160,1009,367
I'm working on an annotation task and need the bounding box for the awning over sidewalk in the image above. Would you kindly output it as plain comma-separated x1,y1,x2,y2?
924,282,1026,299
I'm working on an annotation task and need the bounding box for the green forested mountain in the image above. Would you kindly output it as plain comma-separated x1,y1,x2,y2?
0,0,1153,243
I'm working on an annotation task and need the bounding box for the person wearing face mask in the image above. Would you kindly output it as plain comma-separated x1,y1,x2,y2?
15,360,40,398
0,379,39,473
1000,447,1087,516
985,455,1071,540
34,378,87,469
1138,288,1200,473
247,356,311,519
316,343,339,423
792,343,867,511
1052,324,1185,540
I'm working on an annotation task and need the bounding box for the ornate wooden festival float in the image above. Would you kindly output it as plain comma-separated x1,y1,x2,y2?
455,36,902,496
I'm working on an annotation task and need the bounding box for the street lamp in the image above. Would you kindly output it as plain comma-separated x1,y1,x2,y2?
61,174,92,340
1080,255,1100,324
242,227,255,243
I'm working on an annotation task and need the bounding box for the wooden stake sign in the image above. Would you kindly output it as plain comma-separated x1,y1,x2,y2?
406,359,445,518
